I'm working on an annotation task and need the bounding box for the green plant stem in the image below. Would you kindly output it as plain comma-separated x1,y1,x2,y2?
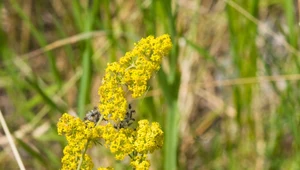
158,66,180,170
78,47,92,118
164,100,179,170
96,115,104,126
77,139,91,170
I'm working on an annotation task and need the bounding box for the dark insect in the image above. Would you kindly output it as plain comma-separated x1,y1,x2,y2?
84,107,101,124
114,104,136,129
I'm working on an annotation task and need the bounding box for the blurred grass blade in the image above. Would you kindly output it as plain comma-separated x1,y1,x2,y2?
185,38,217,63
75,0,101,117
284,0,300,70
25,77,65,113
16,138,48,167
10,0,62,86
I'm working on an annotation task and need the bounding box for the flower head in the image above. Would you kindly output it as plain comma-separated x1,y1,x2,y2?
98,34,172,122
134,120,164,154
58,34,171,170
57,113,102,170
100,123,136,160
130,154,150,170
120,34,172,98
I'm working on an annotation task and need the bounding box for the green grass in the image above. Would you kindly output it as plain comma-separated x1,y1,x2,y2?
1,0,300,169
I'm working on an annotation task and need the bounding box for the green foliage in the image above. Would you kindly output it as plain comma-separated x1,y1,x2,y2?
1,0,300,169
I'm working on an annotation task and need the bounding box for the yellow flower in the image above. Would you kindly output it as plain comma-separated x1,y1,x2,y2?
130,154,150,170
100,123,136,160
98,34,172,121
57,113,101,169
134,120,164,154
120,34,172,98
58,34,171,170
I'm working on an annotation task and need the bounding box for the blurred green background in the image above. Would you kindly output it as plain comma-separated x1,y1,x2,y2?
1,0,300,169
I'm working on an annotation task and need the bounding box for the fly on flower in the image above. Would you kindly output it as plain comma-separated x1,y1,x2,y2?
84,107,101,124
114,104,136,129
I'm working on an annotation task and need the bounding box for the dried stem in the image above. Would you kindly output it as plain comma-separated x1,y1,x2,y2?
0,110,26,170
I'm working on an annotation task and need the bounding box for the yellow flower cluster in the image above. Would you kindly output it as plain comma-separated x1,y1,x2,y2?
57,34,171,170
130,154,150,170
98,34,172,122
120,34,172,98
99,119,163,170
57,113,101,170
100,123,135,160
57,115,164,170
98,63,127,122
134,120,164,154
